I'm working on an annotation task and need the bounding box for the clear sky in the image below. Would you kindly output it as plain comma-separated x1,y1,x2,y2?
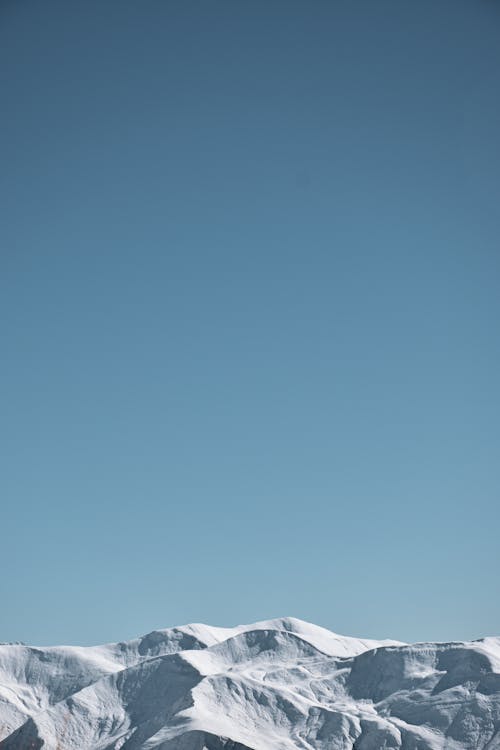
1,0,499,647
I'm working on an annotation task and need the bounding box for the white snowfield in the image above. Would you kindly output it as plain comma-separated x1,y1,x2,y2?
0,618,499,749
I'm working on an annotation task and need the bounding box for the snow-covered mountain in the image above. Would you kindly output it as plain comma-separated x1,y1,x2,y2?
1,617,499,749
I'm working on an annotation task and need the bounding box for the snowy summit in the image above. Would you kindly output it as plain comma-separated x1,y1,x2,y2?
1,617,499,749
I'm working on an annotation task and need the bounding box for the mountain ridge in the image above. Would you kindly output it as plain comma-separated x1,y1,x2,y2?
0,617,499,749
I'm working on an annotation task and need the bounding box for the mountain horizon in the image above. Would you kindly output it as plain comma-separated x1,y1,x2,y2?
1,616,499,749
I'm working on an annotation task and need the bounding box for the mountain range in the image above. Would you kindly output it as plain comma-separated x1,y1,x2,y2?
1,617,499,749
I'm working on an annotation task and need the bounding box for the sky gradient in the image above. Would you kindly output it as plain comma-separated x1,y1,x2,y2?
1,0,499,646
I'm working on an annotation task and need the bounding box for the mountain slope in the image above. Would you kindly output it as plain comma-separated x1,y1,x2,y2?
1,619,499,749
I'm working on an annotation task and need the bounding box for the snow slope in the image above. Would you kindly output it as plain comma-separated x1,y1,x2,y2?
1,618,499,749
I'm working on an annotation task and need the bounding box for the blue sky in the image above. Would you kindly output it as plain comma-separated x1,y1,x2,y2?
1,0,499,646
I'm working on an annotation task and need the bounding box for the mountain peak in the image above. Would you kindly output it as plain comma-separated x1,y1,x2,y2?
0,618,498,749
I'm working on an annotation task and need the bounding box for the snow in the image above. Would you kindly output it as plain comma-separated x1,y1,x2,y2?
0,617,499,749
